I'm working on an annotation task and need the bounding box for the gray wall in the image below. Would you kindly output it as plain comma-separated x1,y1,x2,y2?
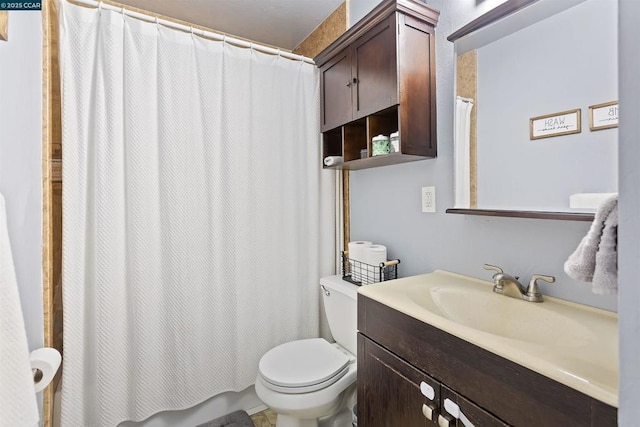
349,0,617,312
618,0,640,423
0,11,43,350
348,0,375,27
477,0,617,211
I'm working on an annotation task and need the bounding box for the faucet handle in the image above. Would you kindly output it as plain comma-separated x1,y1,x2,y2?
525,274,556,302
483,264,503,274
529,274,555,285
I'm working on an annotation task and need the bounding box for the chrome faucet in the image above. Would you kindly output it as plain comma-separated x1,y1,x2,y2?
483,264,555,303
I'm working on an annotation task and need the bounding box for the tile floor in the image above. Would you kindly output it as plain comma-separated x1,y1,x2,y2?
250,408,277,427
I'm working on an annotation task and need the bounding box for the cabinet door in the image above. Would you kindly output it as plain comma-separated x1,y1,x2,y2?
352,14,398,120
439,386,510,427
397,13,437,157
320,48,353,132
358,334,439,426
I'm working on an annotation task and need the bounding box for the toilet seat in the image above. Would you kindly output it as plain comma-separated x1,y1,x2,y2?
258,338,350,394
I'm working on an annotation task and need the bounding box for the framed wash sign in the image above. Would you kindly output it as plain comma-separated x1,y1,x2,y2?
589,101,618,131
530,109,581,140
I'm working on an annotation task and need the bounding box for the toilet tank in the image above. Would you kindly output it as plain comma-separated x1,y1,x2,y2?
320,275,359,356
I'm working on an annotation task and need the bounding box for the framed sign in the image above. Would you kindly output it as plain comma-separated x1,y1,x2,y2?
0,12,7,41
589,101,618,131
530,109,581,140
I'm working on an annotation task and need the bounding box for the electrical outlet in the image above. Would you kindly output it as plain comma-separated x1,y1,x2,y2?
422,186,436,213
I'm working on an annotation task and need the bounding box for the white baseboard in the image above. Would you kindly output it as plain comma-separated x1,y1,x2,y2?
246,403,268,416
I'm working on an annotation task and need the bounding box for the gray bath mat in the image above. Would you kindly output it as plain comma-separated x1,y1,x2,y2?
196,410,255,427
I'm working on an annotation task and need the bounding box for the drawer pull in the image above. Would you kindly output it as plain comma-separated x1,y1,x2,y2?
443,398,475,427
438,414,454,427
422,403,437,421
420,381,435,400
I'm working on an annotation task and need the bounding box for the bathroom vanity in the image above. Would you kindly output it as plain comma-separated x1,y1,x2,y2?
356,271,617,426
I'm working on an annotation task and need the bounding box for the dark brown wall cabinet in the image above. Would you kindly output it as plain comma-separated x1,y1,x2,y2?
358,295,618,426
314,0,439,170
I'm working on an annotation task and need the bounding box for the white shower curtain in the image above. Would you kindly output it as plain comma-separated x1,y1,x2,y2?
454,96,474,208
59,2,335,425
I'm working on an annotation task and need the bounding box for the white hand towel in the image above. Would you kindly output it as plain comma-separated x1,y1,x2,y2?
564,194,618,290
0,193,40,426
592,203,618,294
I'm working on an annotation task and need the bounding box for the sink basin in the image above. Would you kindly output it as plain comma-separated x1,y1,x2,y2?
406,285,595,346
358,270,618,407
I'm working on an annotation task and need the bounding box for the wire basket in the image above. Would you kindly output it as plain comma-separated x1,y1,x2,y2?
341,251,400,286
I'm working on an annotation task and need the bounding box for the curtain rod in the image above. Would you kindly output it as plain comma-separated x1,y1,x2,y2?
67,0,316,65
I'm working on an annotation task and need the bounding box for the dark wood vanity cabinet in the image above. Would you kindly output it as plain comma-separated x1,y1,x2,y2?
315,0,439,170
359,335,433,426
359,335,507,426
358,295,618,426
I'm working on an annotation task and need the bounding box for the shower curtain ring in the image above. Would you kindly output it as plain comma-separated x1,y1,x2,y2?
121,7,125,18
98,1,102,11
155,16,160,31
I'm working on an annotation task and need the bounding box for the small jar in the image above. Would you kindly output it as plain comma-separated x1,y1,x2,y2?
389,131,399,153
372,134,390,156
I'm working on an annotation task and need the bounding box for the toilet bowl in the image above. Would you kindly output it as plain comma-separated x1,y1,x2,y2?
255,276,359,427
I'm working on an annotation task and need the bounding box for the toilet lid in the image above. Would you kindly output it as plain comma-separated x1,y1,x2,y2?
259,338,350,390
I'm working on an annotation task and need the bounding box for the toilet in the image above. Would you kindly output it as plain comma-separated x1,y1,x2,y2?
255,275,358,427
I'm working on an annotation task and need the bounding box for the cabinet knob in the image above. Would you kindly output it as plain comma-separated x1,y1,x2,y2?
345,78,357,87
438,414,454,427
422,403,437,421
346,80,352,87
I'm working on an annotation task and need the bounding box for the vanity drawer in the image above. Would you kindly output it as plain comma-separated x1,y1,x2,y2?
358,295,617,426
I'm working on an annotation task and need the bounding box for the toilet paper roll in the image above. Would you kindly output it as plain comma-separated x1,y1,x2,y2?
348,241,372,282
363,245,387,283
324,156,344,167
348,241,372,262
30,347,61,392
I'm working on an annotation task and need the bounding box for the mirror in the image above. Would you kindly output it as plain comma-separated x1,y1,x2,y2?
448,0,618,219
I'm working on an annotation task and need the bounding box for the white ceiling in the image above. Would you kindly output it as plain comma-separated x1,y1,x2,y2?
116,0,345,50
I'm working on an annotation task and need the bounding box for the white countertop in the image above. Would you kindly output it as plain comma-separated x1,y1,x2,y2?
358,270,619,407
